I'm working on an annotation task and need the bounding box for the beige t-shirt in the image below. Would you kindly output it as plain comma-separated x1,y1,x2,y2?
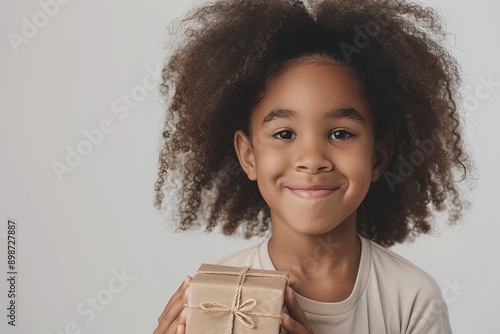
215,235,452,334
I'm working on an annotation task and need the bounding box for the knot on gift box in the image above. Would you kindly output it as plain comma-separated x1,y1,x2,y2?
186,266,289,333
199,297,259,328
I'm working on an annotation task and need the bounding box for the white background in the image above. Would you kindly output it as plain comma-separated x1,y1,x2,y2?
1,0,499,333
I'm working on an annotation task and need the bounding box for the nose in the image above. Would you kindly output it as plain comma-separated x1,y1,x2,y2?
293,137,334,174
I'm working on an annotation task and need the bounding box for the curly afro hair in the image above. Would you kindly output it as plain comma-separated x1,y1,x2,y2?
154,0,470,247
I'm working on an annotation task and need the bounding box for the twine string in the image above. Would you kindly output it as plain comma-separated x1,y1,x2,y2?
186,267,288,333
200,298,258,328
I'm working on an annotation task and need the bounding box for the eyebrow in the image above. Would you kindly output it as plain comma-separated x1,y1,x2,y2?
329,108,366,123
262,109,297,124
262,107,366,124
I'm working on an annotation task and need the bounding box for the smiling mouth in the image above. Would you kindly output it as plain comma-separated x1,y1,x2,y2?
286,187,339,200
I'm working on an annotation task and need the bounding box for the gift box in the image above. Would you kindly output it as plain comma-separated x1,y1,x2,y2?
185,263,289,334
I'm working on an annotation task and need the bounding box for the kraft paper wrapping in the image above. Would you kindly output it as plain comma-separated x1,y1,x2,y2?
185,263,289,334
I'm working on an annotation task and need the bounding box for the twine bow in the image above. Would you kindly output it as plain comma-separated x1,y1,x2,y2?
186,266,288,334
200,297,258,328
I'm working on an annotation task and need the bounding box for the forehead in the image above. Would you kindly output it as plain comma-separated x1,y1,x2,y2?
251,58,370,124
268,59,362,96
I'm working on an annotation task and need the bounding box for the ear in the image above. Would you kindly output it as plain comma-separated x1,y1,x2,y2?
371,135,394,182
234,130,257,181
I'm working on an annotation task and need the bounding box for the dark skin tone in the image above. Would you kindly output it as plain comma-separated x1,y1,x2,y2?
268,218,361,303
154,57,392,334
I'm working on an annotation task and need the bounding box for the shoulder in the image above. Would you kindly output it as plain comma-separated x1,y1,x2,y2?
213,238,268,269
365,238,452,333
368,238,442,293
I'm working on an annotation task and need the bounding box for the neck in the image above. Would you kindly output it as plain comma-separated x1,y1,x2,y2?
268,212,361,288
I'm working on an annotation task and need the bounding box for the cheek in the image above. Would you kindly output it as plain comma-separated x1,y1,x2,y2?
336,143,375,183
253,148,289,204
255,148,289,177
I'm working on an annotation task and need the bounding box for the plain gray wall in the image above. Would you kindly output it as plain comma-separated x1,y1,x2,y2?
1,0,498,333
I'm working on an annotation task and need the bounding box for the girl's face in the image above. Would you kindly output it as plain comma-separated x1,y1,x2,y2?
234,58,391,236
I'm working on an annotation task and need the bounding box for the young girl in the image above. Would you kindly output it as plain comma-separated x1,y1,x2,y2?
153,0,469,333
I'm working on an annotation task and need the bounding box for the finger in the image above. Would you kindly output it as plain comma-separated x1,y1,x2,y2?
155,285,190,334
280,313,309,334
283,287,313,332
177,304,187,326
158,277,191,322
155,306,186,334
162,287,189,329
154,318,178,334
170,306,187,334
158,277,192,323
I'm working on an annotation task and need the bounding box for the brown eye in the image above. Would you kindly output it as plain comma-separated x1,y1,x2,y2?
273,130,296,140
330,130,353,140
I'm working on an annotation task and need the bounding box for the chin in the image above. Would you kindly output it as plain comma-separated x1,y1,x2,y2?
287,219,343,236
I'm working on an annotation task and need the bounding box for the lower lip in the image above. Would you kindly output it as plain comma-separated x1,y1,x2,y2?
287,188,337,199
